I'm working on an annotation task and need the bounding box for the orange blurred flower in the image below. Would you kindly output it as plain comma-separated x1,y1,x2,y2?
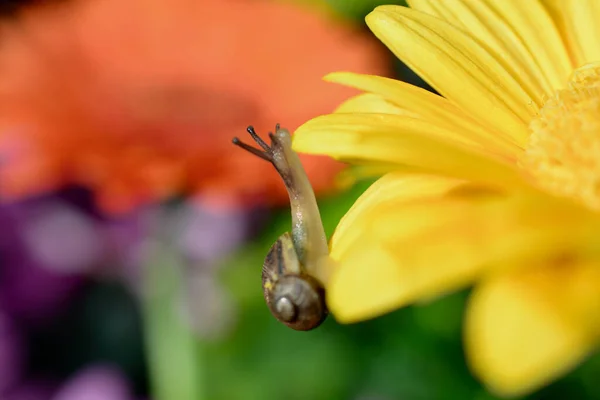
0,0,388,213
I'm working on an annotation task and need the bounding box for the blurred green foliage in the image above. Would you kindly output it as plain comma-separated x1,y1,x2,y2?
144,243,204,400
325,0,407,22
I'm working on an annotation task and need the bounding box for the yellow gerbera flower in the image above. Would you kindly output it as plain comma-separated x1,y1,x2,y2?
293,1,600,397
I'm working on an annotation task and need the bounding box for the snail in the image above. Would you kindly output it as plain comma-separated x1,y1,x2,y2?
232,124,329,331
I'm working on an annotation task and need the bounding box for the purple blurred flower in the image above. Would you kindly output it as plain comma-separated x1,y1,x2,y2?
174,202,255,266
18,200,105,274
103,210,151,272
0,253,81,325
0,188,262,396
0,195,151,324
0,312,24,393
0,199,88,324
52,365,133,400
0,194,151,398
4,380,55,400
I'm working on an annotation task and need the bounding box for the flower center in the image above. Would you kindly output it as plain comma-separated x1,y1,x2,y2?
522,63,600,211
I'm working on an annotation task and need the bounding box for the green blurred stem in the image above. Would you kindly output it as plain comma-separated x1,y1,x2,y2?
142,240,205,400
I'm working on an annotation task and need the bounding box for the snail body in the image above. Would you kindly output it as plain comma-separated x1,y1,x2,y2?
233,125,329,331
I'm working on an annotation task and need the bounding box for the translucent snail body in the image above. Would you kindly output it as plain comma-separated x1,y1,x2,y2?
233,125,328,331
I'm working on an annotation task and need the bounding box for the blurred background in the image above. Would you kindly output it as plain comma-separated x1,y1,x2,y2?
0,0,599,399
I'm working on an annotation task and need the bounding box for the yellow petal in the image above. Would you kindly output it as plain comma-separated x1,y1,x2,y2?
334,92,411,115
333,162,402,190
293,113,525,188
409,0,571,93
366,6,532,147
543,0,580,67
331,173,464,258
567,0,600,64
466,259,600,396
546,0,600,67
327,72,521,160
326,189,599,323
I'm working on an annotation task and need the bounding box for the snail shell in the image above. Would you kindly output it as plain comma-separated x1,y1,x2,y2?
262,232,327,331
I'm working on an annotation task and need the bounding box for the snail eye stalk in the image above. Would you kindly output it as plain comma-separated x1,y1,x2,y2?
231,125,280,163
